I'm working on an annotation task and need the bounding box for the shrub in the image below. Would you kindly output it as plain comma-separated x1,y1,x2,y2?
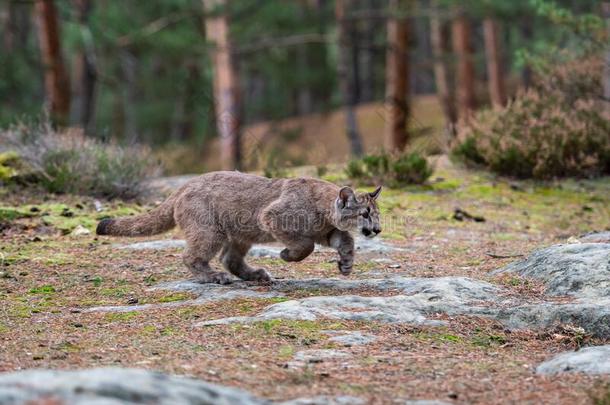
453,58,610,179
345,151,432,186
0,121,160,198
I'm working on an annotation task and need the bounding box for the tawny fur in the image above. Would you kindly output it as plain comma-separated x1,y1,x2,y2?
97,171,381,284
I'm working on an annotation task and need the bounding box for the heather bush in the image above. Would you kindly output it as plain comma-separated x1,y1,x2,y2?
453,58,610,179
346,151,432,186
0,121,160,198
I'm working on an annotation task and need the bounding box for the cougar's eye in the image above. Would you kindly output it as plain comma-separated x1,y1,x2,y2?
362,208,370,219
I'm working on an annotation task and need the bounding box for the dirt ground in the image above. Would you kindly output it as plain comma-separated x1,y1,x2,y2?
1,162,609,404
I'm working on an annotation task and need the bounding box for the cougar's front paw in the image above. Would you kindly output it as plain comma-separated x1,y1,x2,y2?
338,260,353,276
244,268,272,283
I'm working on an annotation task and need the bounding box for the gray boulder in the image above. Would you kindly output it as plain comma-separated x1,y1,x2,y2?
536,345,610,375
579,231,610,243
492,243,610,298
497,299,610,339
0,367,268,405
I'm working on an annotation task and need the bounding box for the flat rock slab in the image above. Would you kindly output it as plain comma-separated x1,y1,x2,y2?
287,349,351,368
280,396,365,405
492,243,610,299
323,331,378,346
0,367,268,405
116,237,409,256
85,283,282,313
536,345,610,375
197,277,503,327
86,274,610,338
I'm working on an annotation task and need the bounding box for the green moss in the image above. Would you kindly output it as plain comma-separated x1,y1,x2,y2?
278,344,294,359
105,311,138,322
157,292,191,303
268,297,290,304
471,332,507,347
100,286,130,298
0,207,32,221
29,285,56,294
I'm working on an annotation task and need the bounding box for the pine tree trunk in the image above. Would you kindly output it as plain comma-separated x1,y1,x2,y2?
483,17,506,107
520,18,533,89
34,0,70,126
72,0,97,133
1,2,14,53
203,0,241,170
430,0,457,137
384,0,410,152
335,0,364,157
451,10,476,122
119,49,138,142
602,3,610,107
359,0,375,102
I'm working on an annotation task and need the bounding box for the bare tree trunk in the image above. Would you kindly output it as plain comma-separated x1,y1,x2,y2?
602,2,610,107
171,61,199,142
1,2,14,53
203,0,241,170
451,9,476,121
430,0,457,137
520,18,533,89
34,0,70,125
119,49,138,142
335,0,364,157
72,0,97,133
359,0,375,102
483,17,506,107
384,0,410,152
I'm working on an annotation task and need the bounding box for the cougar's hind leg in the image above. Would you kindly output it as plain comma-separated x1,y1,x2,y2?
182,230,232,285
221,242,272,282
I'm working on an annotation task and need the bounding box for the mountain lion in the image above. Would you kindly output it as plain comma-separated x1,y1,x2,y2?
97,171,382,284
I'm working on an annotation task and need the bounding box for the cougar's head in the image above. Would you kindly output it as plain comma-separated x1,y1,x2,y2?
333,186,382,238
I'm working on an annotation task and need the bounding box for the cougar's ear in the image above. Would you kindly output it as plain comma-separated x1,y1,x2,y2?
338,186,355,208
369,186,382,200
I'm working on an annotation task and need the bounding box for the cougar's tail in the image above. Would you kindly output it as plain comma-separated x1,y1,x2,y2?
96,195,176,237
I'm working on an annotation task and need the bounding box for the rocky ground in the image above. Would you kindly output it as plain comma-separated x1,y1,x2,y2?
1,162,609,404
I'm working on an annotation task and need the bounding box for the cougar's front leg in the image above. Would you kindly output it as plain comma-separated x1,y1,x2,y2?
329,229,354,275
279,240,315,262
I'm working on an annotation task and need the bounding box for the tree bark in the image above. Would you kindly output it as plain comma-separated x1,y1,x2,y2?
72,0,97,133
483,17,506,107
34,0,70,126
520,18,533,89
203,0,241,170
335,0,364,157
384,0,410,152
359,0,375,102
119,49,138,143
451,9,476,122
602,2,610,107
1,2,14,53
430,0,457,137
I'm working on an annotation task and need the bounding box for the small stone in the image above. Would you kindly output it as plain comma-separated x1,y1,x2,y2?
60,209,74,218
536,345,610,375
71,225,91,237
126,297,139,305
